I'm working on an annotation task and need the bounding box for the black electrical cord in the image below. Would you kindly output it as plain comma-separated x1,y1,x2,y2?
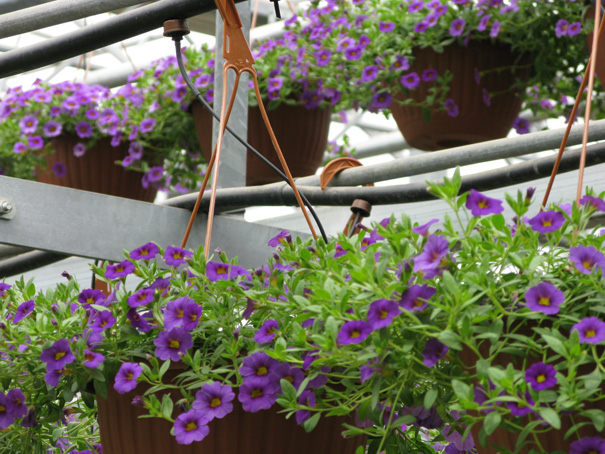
172,37,328,243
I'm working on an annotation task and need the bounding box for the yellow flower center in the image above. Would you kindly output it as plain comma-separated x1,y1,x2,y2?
186,421,198,432
257,366,268,376
536,374,546,383
55,351,66,361
542,220,552,227
585,329,596,338
126,372,133,380
285,375,294,383
174,252,182,260
379,310,388,319
538,297,551,306
140,249,149,256
478,201,488,209
251,389,263,398
350,330,361,338
0,405,5,412
210,397,222,408
583,260,593,270
116,265,124,273
169,340,180,349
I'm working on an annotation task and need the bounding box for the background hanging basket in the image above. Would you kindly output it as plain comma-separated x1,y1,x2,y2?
191,101,332,186
36,135,157,202
390,41,530,151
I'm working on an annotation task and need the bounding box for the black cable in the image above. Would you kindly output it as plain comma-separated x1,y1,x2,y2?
172,37,328,243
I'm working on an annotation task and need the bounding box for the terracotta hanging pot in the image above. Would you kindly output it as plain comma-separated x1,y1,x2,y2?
585,8,605,87
190,101,332,186
96,371,364,454
390,41,530,151
36,135,157,202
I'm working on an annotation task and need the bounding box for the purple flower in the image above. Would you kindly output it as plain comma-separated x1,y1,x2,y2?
490,21,501,37
164,245,193,267
6,389,27,419
371,91,392,109
527,210,565,233
105,259,135,279
505,391,534,417
401,72,420,89
127,288,155,308
450,18,465,36
272,363,304,389
337,320,373,345
268,230,291,247
164,296,202,331
52,162,67,178
154,328,193,361
43,120,62,137
44,368,64,388
412,219,439,236
465,189,504,216
0,283,11,298
367,299,401,330
572,317,605,344
19,115,38,134
295,390,316,425
524,282,564,315
569,437,605,454
113,362,142,393
254,319,279,343
422,338,449,367
78,289,105,308
73,143,86,157
238,377,278,412
130,242,159,260
40,338,75,370
0,393,15,428
13,300,34,323
379,21,395,33
127,309,153,333
444,98,459,117
390,55,409,71
413,235,450,273
173,410,210,445
580,195,605,212
239,352,279,382
422,69,438,81
13,142,26,154
344,46,362,60
567,22,582,37
525,362,557,391
89,310,116,333
361,65,379,82
83,349,105,369
139,118,156,133
206,261,249,281
513,117,530,134
192,382,235,420
555,19,568,37
569,245,605,274
315,49,332,67
146,166,164,182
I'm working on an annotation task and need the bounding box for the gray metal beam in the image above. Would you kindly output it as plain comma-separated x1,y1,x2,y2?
0,177,305,268
0,0,160,40
0,0,244,79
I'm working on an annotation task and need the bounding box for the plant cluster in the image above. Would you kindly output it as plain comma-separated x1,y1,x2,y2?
1,172,605,453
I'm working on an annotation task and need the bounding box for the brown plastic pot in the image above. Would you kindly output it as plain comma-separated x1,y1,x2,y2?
36,135,157,202
96,372,364,454
390,41,530,151
190,101,332,186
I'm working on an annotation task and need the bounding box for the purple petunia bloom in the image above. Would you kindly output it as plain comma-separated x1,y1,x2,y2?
239,352,279,383
73,143,86,157
513,117,530,134
344,46,362,60
413,234,450,273
13,142,26,154
40,338,75,370
315,49,332,67
450,18,465,36
139,118,156,134
52,162,67,178
295,390,316,425
367,299,401,330
238,377,278,413
572,317,605,344
105,259,135,279
569,245,605,274
173,409,210,445
164,296,201,331
127,308,153,333
272,363,304,389
401,72,420,89
83,349,105,369
89,310,116,333
146,166,164,182
379,21,395,33
465,189,504,216
555,19,568,37
444,98,459,117
337,320,373,345
412,219,439,236
422,69,438,81
43,120,62,137
6,389,27,419
580,195,605,212
154,327,193,361
567,22,582,37
0,283,11,298
0,393,15,429
192,382,235,420
422,338,449,367
525,362,557,391
399,284,437,311
163,245,193,267
505,391,534,417
361,65,379,82
75,121,93,138
13,300,34,323
19,115,38,134
130,242,159,260
490,20,501,38
371,91,392,109
569,437,605,454
391,55,409,71
268,230,291,247
113,362,142,393
127,288,155,308
527,210,565,233
524,282,564,315
206,261,249,282
44,368,64,388
78,289,105,308
254,319,279,343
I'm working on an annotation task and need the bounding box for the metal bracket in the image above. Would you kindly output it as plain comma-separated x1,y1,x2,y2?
0,198,15,219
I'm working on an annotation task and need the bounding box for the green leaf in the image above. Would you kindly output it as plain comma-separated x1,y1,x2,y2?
423,388,438,410
491,213,505,231
303,413,321,432
451,379,471,401
280,378,297,401
438,329,462,350
52,427,64,443
161,394,174,420
159,359,171,380
538,407,561,429
541,334,567,357
483,411,501,436
392,415,416,427
94,378,108,400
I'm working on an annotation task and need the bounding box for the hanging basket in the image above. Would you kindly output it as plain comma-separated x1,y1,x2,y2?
96,374,363,454
390,41,530,151
36,135,157,202
190,101,332,186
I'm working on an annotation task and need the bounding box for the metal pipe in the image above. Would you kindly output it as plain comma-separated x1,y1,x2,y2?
162,140,605,211
0,0,160,40
0,246,32,260
0,0,242,79
0,251,67,279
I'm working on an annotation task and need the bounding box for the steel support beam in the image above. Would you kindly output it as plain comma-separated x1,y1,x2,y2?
0,177,305,269
0,0,244,79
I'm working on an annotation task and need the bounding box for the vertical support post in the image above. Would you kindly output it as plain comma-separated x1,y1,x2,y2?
213,0,250,188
